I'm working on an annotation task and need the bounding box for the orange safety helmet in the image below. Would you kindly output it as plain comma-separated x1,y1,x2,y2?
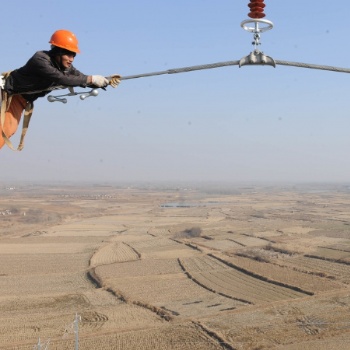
49,29,81,53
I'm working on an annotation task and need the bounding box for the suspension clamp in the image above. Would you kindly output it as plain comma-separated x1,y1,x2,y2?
239,49,275,68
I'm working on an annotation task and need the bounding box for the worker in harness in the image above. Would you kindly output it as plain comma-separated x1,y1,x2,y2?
0,29,120,150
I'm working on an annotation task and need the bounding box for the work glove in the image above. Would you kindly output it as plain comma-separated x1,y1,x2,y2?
91,75,109,88
107,74,122,88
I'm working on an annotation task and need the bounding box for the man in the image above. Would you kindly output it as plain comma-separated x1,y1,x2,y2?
0,29,119,150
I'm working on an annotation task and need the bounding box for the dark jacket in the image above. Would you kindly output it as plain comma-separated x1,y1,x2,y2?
4,50,89,102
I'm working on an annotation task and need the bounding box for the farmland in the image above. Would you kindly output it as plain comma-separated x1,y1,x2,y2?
1,183,350,349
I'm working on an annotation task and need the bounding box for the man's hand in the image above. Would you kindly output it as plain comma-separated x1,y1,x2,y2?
91,75,109,88
107,75,121,88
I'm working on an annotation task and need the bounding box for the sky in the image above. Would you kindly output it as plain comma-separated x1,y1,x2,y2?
1,0,350,184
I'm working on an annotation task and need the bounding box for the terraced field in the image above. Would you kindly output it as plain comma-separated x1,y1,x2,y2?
179,255,307,303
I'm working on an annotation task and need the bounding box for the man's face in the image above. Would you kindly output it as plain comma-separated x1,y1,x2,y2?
54,50,76,69
59,52,76,69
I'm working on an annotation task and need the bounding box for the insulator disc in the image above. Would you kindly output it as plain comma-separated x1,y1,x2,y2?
248,12,266,18
249,6,265,12
248,3,265,8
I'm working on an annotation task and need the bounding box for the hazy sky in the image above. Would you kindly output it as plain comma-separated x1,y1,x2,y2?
1,1,350,183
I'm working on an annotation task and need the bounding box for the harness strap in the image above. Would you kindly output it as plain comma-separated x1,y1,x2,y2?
1,71,34,151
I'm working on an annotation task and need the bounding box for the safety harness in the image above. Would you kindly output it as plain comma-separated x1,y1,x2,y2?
0,71,34,151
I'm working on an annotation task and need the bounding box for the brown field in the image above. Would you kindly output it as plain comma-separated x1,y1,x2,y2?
1,183,350,349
